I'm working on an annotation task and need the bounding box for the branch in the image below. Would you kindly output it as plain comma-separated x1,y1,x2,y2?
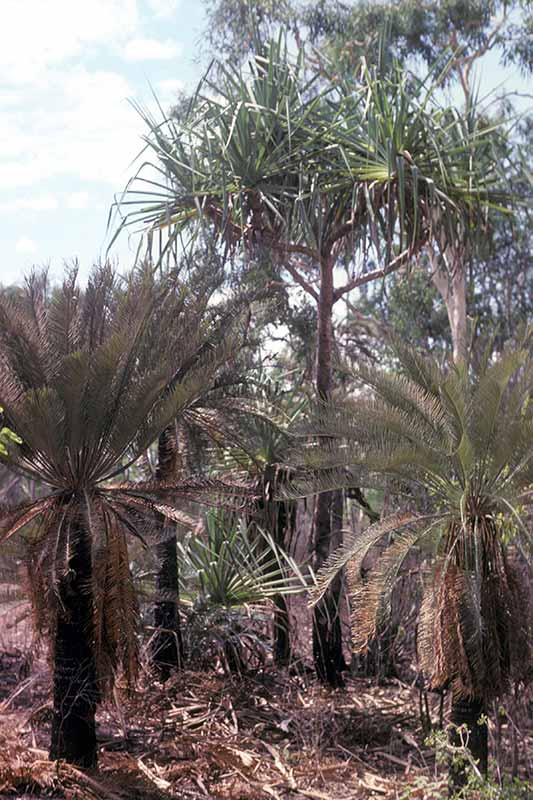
450,15,508,101
284,261,319,301
333,240,425,303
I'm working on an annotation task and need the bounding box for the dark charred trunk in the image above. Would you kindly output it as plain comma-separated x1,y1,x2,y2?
449,695,488,794
50,504,97,767
257,465,294,667
312,257,345,687
151,424,184,679
272,498,293,666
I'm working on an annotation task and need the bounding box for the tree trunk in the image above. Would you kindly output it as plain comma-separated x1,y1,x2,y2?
50,503,97,767
151,424,184,679
431,248,468,363
449,695,488,794
312,257,345,687
256,465,293,666
272,497,292,666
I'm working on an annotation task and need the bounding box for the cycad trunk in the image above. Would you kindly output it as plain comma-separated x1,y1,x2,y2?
152,424,184,679
50,506,97,767
313,257,345,687
272,497,293,666
255,467,293,666
449,695,488,794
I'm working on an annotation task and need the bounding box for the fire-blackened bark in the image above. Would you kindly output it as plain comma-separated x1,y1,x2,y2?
152,424,184,679
271,493,295,665
255,465,295,666
50,504,98,767
312,256,345,686
449,695,488,795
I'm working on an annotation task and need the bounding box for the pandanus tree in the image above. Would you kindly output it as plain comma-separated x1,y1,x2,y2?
0,266,247,767
110,36,506,685
295,338,533,791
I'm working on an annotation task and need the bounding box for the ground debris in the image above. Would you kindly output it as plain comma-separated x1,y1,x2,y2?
0,658,530,799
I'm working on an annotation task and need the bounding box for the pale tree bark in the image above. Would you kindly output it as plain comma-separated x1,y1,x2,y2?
430,247,468,363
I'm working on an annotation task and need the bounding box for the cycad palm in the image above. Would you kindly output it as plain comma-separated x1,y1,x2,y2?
296,338,532,787
149,287,254,679
0,266,246,767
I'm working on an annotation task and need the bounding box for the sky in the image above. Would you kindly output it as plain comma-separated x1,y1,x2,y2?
0,0,207,285
1,1,531,287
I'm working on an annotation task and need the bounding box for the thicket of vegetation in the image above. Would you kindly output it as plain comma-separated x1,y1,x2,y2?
0,2,531,799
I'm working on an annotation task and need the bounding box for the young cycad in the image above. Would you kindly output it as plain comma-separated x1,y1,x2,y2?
296,337,533,789
0,265,248,767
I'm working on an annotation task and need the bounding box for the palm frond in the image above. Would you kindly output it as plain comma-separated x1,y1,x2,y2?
303,338,533,700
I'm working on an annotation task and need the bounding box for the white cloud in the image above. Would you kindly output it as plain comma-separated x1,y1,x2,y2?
0,191,92,213
0,1,139,84
123,37,182,61
0,193,58,213
15,236,38,254
0,68,140,189
0,1,193,273
146,0,182,18
0,3,188,199
66,192,90,210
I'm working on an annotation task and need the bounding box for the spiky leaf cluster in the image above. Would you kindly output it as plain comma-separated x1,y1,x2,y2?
110,35,507,268
179,508,310,608
0,265,252,688
298,336,533,700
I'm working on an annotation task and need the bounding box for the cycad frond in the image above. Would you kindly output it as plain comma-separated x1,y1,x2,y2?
349,521,442,653
304,340,533,700
0,265,251,693
312,511,423,606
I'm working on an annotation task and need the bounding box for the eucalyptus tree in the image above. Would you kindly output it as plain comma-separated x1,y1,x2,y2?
110,37,505,685
0,266,248,767
303,1,533,81
203,0,533,76
298,338,533,790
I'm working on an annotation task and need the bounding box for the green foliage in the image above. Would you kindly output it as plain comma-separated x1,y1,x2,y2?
399,727,533,798
203,0,295,63
110,34,508,274
0,265,249,690
179,508,310,607
297,337,533,701
356,268,452,356
179,507,311,673
0,408,21,456
303,1,533,79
